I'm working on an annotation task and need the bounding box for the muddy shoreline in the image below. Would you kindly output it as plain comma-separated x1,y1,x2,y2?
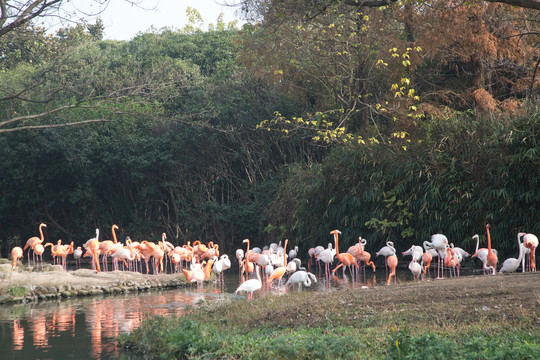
0,262,188,304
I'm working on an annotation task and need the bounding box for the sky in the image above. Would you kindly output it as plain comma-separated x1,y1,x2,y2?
48,0,245,41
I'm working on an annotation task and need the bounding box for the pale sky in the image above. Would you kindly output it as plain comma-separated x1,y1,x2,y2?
45,0,245,41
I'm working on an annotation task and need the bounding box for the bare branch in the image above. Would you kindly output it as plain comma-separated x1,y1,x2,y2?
340,0,540,10
0,118,109,133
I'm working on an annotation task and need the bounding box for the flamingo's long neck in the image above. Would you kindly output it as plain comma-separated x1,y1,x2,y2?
486,225,492,253
39,224,45,242
255,263,261,282
517,233,524,262
334,232,340,256
244,239,250,271
112,225,118,244
283,239,288,267
474,235,479,253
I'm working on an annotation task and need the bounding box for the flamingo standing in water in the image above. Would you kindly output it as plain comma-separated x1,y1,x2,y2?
11,247,23,270
317,243,335,283
499,233,525,274
330,230,359,280
356,237,376,279
286,270,317,291
522,233,538,272
267,239,289,288
23,223,46,267
376,241,396,278
235,263,262,300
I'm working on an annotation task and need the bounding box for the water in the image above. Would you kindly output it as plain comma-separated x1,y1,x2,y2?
0,264,474,359
0,286,232,360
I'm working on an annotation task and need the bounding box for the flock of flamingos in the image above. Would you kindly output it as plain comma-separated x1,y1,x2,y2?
8,223,538,299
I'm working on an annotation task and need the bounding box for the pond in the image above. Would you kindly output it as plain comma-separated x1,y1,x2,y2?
0,263,477,359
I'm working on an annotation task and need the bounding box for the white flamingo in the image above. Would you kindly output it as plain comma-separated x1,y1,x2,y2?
425,234,448,279
286,270,317,290
234,264,262,300
499,233,525,274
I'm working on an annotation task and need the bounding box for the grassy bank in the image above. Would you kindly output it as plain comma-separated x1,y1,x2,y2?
119,272,540,359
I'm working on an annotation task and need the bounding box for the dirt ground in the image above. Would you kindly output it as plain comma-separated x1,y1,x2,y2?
0,262,185,294
1,259,539,326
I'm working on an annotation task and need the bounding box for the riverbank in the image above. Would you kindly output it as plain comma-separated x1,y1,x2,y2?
0,261,188,304
119,271,540,359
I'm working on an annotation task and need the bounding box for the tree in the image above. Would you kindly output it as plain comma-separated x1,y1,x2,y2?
0,1,164,133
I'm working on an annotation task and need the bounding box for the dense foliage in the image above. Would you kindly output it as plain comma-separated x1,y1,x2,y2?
267,109,540,254
0,2,538,260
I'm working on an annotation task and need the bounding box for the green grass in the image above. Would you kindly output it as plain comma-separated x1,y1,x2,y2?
7,286,28,297
118,274,540,360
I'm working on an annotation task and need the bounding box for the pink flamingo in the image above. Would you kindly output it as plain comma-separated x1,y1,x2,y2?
11,247,23,270
331,230,359,280
522,233,538,272
23,223,46,267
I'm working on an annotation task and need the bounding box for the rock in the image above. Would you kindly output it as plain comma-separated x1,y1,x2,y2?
0,264,13,273
0,295,14,304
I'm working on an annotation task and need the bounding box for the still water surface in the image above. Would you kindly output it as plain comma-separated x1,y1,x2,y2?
0,285,233,359
0,266,470,359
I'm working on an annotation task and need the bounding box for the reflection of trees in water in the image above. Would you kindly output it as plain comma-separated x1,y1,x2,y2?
5,289,225,358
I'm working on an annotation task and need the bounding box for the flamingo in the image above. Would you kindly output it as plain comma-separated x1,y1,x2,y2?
520,239,532,272
212,255,230,286
34,243,45,270
386,254,398,284
376,241,396,277
73,247,83,269
499,233,525,274
111,247,136,270
98,224,119,271
471,233,499,274
267,239,289,287
84,229,101,272
408,259,422,281
183,259,205,290
485,224,498,275
522,233,538,272
286,258,301,274
11,247,23,270
236,248,244,276
317,243,335,283
420,243,433,278
444,247,459,277
286,270,317,291
23,223,46,267
288,245,299,260
424,234,448,279
331,230,359,280
450,244,470,263
355,237,376,277
241,239,255,278
234,263,262,300
402,245,423,263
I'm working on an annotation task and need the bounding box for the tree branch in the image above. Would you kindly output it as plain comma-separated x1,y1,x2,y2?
0,119,109,134
341,0,540,10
